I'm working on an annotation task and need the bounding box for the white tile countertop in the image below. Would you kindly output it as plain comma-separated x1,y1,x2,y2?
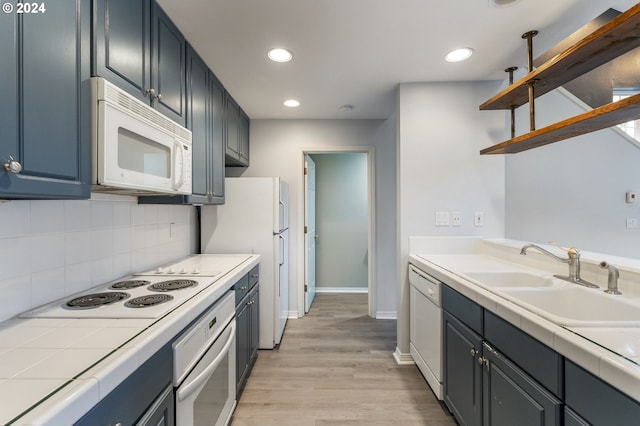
0,254,260,425
408,237,640,403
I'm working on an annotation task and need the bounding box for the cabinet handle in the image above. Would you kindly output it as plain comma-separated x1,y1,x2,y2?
241,286,248,291
3,156,22,174
251,274,259,278
470,348,478,357
247,300,254,305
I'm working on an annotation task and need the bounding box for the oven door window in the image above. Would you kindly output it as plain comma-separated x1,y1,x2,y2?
194,351,229,424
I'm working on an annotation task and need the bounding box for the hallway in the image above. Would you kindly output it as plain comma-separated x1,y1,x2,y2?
231,293,455,425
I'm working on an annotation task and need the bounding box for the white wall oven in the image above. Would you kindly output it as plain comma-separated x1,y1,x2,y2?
91,77,193,196
173,291,236,426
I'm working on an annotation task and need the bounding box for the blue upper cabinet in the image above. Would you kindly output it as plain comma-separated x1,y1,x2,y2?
225,94,250,167
0,0,91,199
93,0,186,126
151,4,186,126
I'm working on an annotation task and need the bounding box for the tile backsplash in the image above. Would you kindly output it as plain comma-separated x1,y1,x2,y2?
0,194,197,322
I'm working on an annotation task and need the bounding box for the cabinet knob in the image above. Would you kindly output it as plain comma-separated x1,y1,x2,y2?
145,88,156,98
156,93,162,101
3,157,22,174
470,348,478,357
241,286,248,291
477,356,488,366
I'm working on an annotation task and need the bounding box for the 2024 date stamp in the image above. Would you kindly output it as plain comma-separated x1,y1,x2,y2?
2,2,47,14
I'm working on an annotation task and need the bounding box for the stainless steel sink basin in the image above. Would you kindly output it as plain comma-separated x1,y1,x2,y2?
499,287,640,327
464,271,555,288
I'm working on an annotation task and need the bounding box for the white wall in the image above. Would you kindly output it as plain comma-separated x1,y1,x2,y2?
506,88,640,257
397,81,506,355
312,153,368,290
0,195,197,322
231,118,397,318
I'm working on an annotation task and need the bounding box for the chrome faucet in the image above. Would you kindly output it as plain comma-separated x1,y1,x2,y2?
520,244,599,288
600,261,621,295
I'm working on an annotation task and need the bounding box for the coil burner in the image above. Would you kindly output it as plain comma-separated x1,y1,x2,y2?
109,280,150,290
125,294,174,308
66,292,129,309
148,280,198,292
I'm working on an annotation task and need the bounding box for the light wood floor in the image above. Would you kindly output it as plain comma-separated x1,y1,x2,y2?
231,293,456,425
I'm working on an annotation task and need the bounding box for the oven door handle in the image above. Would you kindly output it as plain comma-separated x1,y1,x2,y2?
176,321,236,402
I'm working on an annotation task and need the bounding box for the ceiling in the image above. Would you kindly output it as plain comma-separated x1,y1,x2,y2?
156,0,638,120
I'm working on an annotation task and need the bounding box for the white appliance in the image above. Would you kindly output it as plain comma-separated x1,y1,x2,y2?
201,177,289,349
20,255,250,320
173,291,236,426
91,76,193,196
409,264,443,399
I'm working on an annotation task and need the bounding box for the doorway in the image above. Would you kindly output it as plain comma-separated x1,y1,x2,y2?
302,148,375,317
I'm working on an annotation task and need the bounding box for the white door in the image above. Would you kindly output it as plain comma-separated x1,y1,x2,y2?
304,155,317,313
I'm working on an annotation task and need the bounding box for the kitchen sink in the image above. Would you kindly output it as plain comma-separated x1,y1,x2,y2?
464,271,556,288
499,286,640,327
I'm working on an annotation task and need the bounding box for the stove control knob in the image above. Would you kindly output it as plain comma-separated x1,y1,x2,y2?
157,267,164,274
180,268,187,274
167,268,175,274
193,268,200,274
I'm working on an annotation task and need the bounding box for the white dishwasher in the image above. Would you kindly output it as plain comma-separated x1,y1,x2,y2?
409,264,443,400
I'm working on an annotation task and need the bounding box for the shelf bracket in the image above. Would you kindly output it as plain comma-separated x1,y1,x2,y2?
522,30,539,131
505,66,518,138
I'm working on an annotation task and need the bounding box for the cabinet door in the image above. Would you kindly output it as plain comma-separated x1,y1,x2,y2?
236,300,250,396
444,311,483,426
209,73,225,203
151,4,186,126
135,386,174,426
225,95,241,161
0,0,90,199
238,110,250,166
249,286,260,365
482,343,561,426
185,45,209,204
94,0,151,102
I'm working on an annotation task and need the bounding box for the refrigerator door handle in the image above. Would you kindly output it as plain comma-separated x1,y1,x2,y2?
279,235,285,267
279,200,286,232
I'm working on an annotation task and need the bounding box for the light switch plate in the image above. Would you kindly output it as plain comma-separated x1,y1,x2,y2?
435,211,450,226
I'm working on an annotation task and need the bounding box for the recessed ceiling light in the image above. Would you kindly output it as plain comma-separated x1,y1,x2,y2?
445,47,474,62
268,48,293,63
283,99,300,108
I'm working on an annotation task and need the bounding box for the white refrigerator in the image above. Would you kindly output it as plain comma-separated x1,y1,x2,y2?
201,177,289,349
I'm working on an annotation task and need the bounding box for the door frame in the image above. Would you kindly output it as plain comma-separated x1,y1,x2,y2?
298,146,376,318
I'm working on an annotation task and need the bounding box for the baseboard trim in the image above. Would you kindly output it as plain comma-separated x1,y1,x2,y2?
393,347,415,365
315,287,368,294
375,311,397,320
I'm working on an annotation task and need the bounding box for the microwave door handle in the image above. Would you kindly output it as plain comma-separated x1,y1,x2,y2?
176,321,236,402
173,140,184,191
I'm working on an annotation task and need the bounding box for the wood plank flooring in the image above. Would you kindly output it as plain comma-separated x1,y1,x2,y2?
231,294,455,425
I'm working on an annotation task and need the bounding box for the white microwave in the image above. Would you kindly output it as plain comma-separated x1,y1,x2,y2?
91,77,192,196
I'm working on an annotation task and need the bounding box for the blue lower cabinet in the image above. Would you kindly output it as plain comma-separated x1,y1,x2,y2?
482,342,562,426
75,343,173,425
565,360,640,425
443,311,483,426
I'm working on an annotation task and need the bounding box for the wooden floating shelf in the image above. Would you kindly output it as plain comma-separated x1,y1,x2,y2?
480,93,640,154
480,2,640,111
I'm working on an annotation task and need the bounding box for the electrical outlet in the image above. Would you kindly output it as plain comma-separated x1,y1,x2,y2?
626,218,638,229
474,212,484,227
452,212,461,227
